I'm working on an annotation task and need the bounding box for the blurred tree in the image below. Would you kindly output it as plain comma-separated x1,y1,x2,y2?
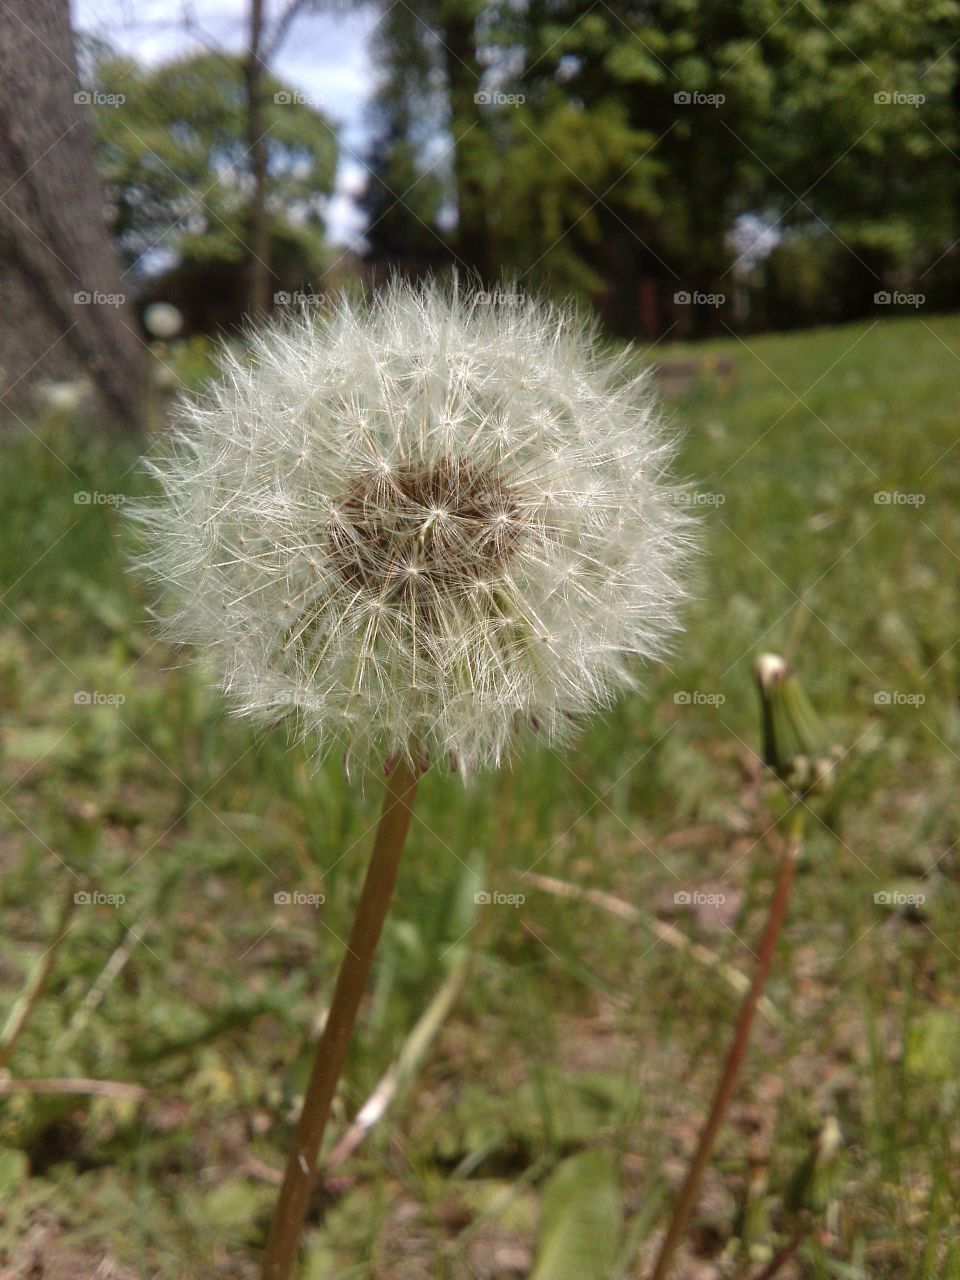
499,0,960,329
90,49,337,308
360,0,494,280
437,0,495,279
488,1,791,329
246,0,272,318
361,0,960,335
0,0,146,431
244,0,323,317
359,3,451,274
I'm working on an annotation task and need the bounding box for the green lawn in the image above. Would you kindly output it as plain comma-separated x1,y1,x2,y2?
1,312,958,1279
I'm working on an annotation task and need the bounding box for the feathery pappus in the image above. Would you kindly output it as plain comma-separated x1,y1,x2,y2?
131,278,693,774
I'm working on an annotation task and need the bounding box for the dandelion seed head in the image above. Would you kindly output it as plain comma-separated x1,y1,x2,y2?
131,277,693,774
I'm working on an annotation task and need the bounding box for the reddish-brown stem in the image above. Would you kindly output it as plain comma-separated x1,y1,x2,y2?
649,819,803,1280
262,756,420,1280
749,1226,808,1280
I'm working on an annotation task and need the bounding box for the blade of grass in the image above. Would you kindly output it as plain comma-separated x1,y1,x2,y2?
521,871,782,1027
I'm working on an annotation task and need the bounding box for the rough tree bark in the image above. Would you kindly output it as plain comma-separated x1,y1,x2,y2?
0,0,146,431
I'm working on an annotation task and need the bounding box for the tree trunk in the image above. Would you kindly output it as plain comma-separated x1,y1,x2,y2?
245,0,273,319
0,0,146,431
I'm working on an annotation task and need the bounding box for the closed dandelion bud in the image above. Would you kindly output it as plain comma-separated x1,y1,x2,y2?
131,279,692,775
754,653,836,795
734,1156,773,1260
784,1115,844,1214
62,799,102,863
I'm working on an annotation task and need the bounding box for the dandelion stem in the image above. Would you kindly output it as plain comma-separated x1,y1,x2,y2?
748,1225,809,1280
262,755,420,1280
649,810,804,1280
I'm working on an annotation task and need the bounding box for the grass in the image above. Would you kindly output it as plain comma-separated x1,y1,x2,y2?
0,312,958,1279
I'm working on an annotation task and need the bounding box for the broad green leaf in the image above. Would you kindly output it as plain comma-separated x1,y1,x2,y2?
0,1148,28,1197
531,1150,621,1280
905,1009,960,1082
199,1178,264,1240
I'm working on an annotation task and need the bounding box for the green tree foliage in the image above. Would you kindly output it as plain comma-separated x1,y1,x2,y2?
362,0,960,332
360,1,495,275
90,50,337,277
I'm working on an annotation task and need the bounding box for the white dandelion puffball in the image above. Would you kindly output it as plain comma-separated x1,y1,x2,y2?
134,280,691,773
143,302,184,340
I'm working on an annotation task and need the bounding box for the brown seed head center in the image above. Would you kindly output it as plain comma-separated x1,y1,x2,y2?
328,457,525,600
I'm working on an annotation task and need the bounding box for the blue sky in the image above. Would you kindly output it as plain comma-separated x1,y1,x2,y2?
73,0,378,245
